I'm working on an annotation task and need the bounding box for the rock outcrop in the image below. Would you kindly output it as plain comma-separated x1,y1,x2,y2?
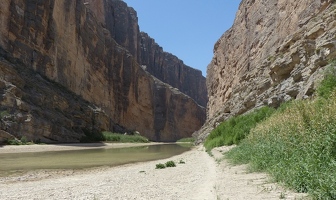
196,0,336,142
0,0,206,143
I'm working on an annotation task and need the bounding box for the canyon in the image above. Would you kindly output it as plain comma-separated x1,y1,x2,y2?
0,0,206,143
1,0,335,145
196,0,336,142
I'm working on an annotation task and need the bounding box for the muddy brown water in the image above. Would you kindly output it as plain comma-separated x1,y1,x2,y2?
0,144,191,176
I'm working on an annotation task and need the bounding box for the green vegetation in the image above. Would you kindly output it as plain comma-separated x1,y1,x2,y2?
203,62,336,198
165,160,176,167
102,131,149,143
155,163,166,169
204,106,275,151
224,66,336,199
6,136,33,145
176,137,195,143
226,97,336,199
80,130,149,143
155,160,177,169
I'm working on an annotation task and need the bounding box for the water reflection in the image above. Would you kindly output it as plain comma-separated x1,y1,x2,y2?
0,144,191,175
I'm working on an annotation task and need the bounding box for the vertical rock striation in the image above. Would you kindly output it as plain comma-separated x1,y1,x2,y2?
0,0,206,143
196,0,336,142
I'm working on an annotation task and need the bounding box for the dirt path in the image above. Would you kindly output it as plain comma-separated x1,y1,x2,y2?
0,145,307,200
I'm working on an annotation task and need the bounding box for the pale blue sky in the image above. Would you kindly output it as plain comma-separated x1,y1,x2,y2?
123,0,241,76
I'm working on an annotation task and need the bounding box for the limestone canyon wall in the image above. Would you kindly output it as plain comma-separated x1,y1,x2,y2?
86,0,207,107
0,0,206,143
196,0,336,142
139,32,208,107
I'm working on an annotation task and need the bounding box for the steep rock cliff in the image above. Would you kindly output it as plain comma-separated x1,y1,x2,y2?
139,32,208,107
196,0,336,142
84,0,207,107
0,0,206,143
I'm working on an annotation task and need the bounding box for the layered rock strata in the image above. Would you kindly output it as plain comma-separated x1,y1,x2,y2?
196,0,336,143
0,0,206,143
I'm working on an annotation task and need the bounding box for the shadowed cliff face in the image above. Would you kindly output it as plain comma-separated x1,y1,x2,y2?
195,0,336,143
0,0,206,143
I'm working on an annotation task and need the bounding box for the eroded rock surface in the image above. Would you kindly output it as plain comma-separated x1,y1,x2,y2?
196,0,336,143
0,0,206,143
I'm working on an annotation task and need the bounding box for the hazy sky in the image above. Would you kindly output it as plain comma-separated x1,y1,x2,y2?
123,0,241,77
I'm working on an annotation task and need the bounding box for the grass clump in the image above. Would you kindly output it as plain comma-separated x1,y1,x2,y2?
176,137,195,143
165,160,176,167
102,131,149,143
155,160,177,169
204,106,275,151
155,163,166,169
226,93,336,199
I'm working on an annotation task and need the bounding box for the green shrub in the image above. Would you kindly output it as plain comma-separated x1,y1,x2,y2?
204,106,275,151
165,161,176,167
155,163,166,169
102,132,149,143
226,94,336,199
176,137,195,143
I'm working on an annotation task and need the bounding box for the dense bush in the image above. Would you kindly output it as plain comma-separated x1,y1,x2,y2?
204,106,275,151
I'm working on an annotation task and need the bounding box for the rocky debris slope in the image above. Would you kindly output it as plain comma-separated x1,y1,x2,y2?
0,0,206,143
195,0,336,143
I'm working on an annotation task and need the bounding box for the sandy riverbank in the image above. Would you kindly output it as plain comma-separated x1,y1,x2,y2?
0,142,164,154
0,144,308,200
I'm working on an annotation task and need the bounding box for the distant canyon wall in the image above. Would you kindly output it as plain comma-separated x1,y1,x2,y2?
86,0,207,107
0,0,206,143
196,0,336,142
